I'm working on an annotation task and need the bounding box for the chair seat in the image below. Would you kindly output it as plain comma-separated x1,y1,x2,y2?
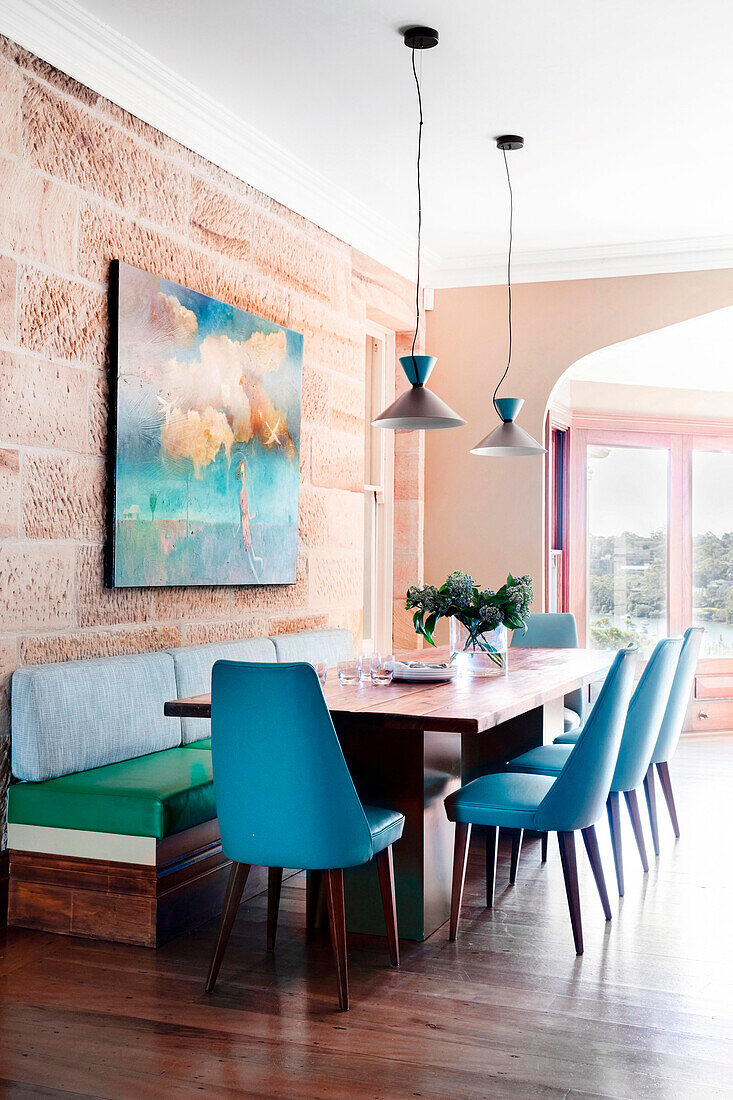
8,747,216,839
185,737,212,749
363,804,404,854
554,728,582,744
445,772,556,830
563,708,582,733
508,743,573,777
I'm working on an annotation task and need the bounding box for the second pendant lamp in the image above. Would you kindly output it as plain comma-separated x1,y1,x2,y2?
372,26,465,432
471,137,545,457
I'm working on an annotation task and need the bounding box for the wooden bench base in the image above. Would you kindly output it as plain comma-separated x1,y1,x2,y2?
8,820,274,947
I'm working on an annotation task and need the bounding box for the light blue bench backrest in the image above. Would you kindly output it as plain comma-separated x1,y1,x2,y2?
269,628,354,667
11,652,181,782
168,638,277,743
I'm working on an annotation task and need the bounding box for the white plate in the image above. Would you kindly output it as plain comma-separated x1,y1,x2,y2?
392,662,457,682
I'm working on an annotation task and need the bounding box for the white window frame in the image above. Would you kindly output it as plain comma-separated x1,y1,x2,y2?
362,322,395,654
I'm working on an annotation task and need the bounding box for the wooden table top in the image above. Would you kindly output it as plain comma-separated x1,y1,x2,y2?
164,646,613,734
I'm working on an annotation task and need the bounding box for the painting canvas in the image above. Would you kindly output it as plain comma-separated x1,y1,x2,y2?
109,261,303,587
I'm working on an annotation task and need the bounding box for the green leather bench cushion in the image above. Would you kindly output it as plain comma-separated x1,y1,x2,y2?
185,737,211,750
8,747,215,839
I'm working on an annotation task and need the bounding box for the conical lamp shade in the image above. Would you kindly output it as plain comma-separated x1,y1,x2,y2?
373,355,466,430
471,397,545,456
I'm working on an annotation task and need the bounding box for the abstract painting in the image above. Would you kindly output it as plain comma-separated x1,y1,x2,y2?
109,261,302,587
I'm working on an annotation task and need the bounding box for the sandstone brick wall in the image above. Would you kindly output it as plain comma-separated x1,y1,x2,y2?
0,37,425,839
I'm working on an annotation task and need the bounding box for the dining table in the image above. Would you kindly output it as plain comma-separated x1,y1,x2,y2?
164,645,613,941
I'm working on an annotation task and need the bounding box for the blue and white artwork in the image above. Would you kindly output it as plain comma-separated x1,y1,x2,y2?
110,261,302,587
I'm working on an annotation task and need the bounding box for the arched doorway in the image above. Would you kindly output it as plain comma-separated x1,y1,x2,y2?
546,306,733,729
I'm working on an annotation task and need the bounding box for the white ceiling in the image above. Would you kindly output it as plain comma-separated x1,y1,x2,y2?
564,306,733,391
6,0,733,283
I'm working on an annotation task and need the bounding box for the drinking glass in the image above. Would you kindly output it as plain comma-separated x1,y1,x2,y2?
337,657,360,685
313,660,327,685
371,654,394,685
360,652,378,682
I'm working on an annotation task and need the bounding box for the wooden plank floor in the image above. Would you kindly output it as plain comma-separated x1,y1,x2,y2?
0,734,731,1099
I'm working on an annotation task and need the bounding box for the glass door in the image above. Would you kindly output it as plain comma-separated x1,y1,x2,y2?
691,447,733,657
586,443,670,655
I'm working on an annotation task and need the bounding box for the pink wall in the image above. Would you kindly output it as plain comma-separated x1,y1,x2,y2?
425,270,733,630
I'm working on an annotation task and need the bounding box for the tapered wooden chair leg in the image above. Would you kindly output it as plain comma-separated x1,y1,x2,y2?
305,870,323,941
643,765,660,857
509,829,523,885
557,831,583,955
624,788,649,872
581,825,612,921
205,861,250,993
485,825,499,908
541,831,548,863
449,822,471,940
607,792,624,896
325,868,349,1011
656,761,680,837
375,846,400,967
266,867,283,951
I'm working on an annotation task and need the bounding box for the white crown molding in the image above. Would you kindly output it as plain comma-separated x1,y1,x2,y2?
1,0,431,280
429,236,733,289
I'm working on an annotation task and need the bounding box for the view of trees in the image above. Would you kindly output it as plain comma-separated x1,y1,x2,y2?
588,529,733,652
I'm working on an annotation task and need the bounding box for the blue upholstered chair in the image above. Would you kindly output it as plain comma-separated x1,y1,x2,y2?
445,647,637,954
645,627,703,851
512,612,585,734
205,660,405,1011
510,637,682,896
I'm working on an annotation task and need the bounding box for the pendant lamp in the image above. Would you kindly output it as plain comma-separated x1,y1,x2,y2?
471,137,545,457
372,27,465,432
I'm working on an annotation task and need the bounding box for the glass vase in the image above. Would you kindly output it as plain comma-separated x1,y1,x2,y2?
449,617,508,677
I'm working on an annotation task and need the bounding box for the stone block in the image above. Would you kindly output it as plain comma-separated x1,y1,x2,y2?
267,613,329,636
189,176,252,264
308,551,362,611
22,453,106,540
77,202,217,297
297,484,327,548
89,371,108,456
351,248,414,330
22,80,187,229
0,254,15,340
331,373,365,435
20,625,181,665
0,541,76,632
253,213,333,302
182,617,270,646
301,365,330,426
323,489,363,551
0,157,76,269
77,545,154,628
153,586,232,622
215,268,290,328
0,37,98,106
0,351,88,449
0,448,20,537
18,269,107,367
0,60,20,153
394,499,422,552
311,428,363,491
394,451,424,501
231,554,307,613
394,551,421,602
0,636,19,741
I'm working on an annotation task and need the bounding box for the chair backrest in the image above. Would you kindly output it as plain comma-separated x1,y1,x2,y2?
210,660,373,870
511,612,583,719
651,627,703,765
611,636,683,793
536,646,637,833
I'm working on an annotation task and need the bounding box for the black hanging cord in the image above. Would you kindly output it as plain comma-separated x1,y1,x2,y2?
411,46,423,364
492,147,513,416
